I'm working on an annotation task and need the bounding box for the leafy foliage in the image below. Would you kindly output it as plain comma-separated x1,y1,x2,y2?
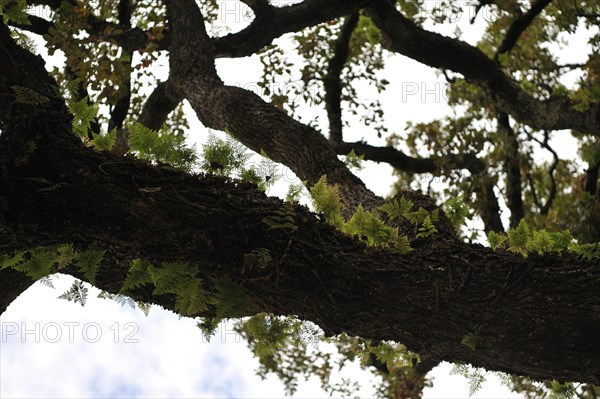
262,203,297,232
243,248,272,272
444,196,471,231
487,220,598,261
58,279,89,306
1,245,104,282
11,85,49,105
67,96,99,138
344,204,398,246
309,175,344,228
0,0,29,24
128,122,197,171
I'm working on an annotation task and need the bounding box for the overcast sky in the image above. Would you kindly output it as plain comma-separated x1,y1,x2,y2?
0,1,594,398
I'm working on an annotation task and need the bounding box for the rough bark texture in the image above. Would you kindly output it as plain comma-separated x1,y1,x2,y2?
2,3,600,388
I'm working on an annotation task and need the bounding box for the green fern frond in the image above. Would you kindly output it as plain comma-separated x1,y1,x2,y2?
68,96,98,138
58,279,88,306
75,249,104,285
121,258,153,293
12,247,56,280
56,244,78,269
90,128,117,151
263,203,297,231
508,219,531,256
309,175,343,227
1,0,30,24
370,342,415,369
392,235,413,254
285,183,304,203
487,231,508,250
0,251,25,270
243,248,272,271
568,242,600,260
417,214,438,238
12,85,49,105
444,195,470,229
344,204,398,246
213,276,257,319
201,134,249,176
378,196,414,221
174,277,211,316
128,122,197,170
343,149,365,171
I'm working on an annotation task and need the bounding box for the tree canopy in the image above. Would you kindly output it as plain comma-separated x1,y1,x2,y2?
1,0,599,397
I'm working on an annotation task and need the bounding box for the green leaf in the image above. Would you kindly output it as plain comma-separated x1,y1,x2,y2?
90,128,117,151
309,175,343,228
392,235,413,254
68,96,99,138
58,280,88,306
12,85,49,105
444,195,470,229
0,252,25,270
243,248,272,271
378,196,414,221
56,244,78,269
508,219,531,256
461,333,477,351
76,249,104,285
487,231,508,250
568,242,600,260
344,204,398,246
1,0,30,25
121,258,154,292
343,149,364,171
12,247,57,280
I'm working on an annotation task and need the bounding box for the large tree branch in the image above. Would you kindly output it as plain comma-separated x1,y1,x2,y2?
1,21,600,386
364,1,600,136
498,113,525,228
333,140,485,175
495,0,553,59
138,79,184,131
16,0,362,57
163,0,456,239
323,13,359,145
473,174,505,234
212,0,363,58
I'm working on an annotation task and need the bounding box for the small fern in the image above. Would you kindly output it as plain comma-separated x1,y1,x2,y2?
12,247,57,280
1,0,30,24
343,204,398,246
263,203,297,231
58,279,88,306
487,231,508,250
378,196,414,221
75,249,104,285
12,85,49,105
90,128,117,151
68,96,99,138
568,242,600,260
343,149,365,171
121,258,154,293
309,175,344,228
243,248,273,271
444,195,470,230
508,219,531,256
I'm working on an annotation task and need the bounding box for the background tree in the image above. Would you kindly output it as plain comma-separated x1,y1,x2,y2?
1,0,599,398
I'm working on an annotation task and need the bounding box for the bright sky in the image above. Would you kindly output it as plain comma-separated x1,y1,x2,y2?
0,1,594,398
